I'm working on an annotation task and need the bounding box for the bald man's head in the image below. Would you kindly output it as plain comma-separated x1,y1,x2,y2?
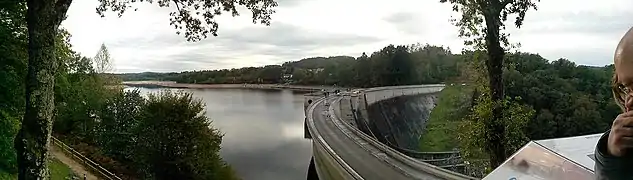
614,27,633,112
615,27,633,66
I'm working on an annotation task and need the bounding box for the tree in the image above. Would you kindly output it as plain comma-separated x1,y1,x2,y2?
97,89,144,163
16,0,277,179
0,0,27,174
134,91,237,179
93,43,113,74
439,0,539,168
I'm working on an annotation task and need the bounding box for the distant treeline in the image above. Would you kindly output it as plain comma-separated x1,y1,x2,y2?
114,44,465,88
116,43,620,143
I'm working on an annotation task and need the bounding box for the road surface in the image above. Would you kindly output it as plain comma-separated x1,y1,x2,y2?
312,97,414,180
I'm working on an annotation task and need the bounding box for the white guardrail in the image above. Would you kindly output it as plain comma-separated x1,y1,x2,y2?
362,84,445,105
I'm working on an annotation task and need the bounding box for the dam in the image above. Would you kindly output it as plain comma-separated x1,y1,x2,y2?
304,84,475,180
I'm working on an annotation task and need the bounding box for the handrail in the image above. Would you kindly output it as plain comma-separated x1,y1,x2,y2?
51,136,123,180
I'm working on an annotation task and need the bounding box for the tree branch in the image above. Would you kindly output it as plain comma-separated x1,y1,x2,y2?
501,0,512,7
172,0,182,11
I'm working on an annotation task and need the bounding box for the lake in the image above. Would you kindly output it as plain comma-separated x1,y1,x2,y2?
127,87,313,180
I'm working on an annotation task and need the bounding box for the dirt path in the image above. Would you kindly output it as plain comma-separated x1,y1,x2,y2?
50,145,99,180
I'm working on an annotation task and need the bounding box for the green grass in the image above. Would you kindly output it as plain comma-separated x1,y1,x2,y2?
0,169,16,180
0,158,77,180
49,157,77,180
419,85,473,152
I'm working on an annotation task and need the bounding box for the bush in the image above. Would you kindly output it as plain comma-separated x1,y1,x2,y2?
97,89,144,163
0,111,19,173
133,90,238,180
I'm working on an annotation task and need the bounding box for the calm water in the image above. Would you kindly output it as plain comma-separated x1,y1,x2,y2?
127,87,313,180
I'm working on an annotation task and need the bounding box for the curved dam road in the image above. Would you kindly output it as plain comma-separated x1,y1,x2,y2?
311,96,447,180
311,97,411,180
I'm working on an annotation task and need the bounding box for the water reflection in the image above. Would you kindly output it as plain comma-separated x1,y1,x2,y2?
127,87,313,180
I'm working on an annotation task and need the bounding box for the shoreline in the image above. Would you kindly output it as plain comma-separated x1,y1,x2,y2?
121,81,343,91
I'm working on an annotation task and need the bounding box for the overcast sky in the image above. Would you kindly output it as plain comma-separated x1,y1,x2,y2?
62,0,632,73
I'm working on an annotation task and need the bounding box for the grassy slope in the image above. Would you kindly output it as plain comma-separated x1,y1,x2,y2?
0,170,15,180
419,85,472,152
0,158,76,180
50,157,75,180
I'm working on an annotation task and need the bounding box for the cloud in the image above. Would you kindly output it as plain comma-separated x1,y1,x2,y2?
63,0,631,73
274,0,308,7
103,21,381,72
383,11,429,35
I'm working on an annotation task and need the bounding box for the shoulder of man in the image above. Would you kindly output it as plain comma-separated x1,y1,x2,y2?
594,130,633,180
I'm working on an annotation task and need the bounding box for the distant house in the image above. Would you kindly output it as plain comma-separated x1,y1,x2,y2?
307,68,325,73
282,74,293,83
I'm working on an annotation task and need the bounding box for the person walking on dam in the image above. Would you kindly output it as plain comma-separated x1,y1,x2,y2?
595,27,633,180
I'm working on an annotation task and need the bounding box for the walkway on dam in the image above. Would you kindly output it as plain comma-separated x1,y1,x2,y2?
311,96,446,180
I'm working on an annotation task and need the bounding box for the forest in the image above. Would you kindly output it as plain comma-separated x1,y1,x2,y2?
116,44,461,87
119,42,619,149
418,52,618,160
1,0,620,178
0,15,237,180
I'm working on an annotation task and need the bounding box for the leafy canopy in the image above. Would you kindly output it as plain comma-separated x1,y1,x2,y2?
440,0,539,50
96,0,278,41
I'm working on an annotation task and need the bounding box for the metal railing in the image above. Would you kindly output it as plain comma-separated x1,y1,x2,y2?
51,136,122,180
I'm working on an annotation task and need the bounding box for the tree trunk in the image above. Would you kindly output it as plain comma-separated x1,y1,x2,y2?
15,0,71,179
483,13,506,169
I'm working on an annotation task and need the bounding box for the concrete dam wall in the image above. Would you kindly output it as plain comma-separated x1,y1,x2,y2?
364,93,439,151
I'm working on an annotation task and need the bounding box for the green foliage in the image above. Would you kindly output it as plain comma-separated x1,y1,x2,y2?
1,1,78,175
44,26,237,180
55,87,238,179
0,1,27,174
0,111,19,173
96,89,144,163
48,158,77,180
54,72,113,140
18,0,272,178
283,56,356,69
414,50,616,177
503,55,619,139
96,0,278,42
0,157,78,180
133,90,237,180
0,169,16,180
440,0,540,168
432,52,617,176
419,85,473,152
440,0,539,50
117,43,465,88
457,94,534,171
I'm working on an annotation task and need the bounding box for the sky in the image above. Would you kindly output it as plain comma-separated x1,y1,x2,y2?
62,0,633,73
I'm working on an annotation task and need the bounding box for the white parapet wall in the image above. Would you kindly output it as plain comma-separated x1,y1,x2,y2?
361,84,445,105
